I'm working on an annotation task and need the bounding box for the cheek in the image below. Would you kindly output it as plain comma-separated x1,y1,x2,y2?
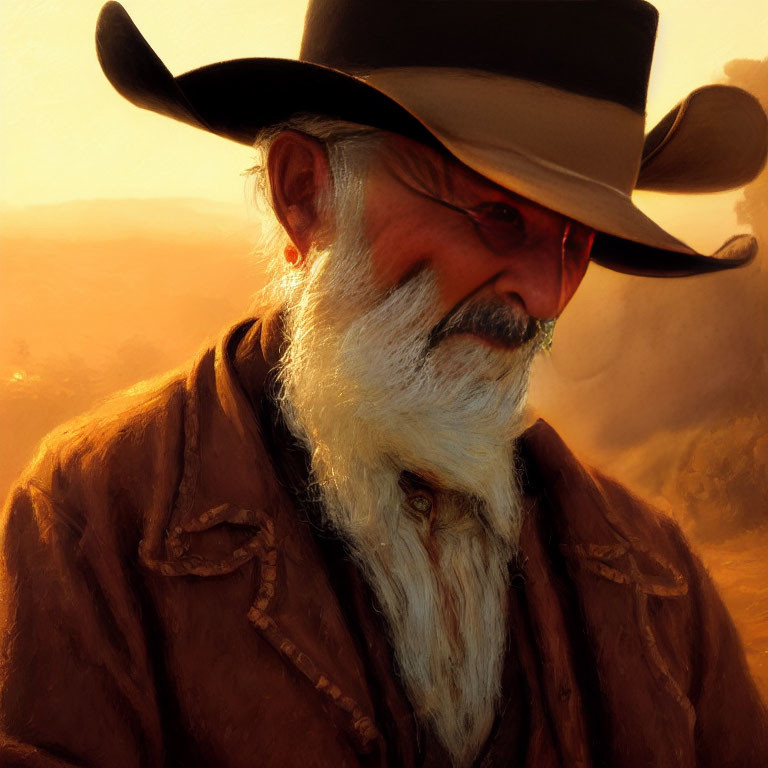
364,206,498,315
365,211,427,288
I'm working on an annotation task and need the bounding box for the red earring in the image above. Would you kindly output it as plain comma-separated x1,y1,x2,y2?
284,243,301,266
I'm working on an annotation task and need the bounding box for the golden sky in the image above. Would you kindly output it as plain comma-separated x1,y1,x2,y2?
2,0,767,250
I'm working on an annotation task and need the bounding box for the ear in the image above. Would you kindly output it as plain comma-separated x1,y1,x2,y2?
268,130,332,264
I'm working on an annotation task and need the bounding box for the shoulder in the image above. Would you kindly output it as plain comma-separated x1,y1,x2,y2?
517,417,714,625
33,368,186,481
3,316,278,562
4,358,198,550
589,467,694,563
520,418,688,551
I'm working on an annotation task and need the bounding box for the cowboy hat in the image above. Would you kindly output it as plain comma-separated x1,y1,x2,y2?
95,0,768,277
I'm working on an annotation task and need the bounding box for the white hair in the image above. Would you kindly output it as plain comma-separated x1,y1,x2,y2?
246,114,384,306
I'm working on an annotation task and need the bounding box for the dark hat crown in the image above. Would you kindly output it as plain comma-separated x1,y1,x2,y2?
300,0,659,114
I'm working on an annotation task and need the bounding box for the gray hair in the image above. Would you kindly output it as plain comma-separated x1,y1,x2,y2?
245,114,384,304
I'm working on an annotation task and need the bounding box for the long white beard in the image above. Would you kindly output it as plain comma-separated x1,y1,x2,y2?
274,178,537,767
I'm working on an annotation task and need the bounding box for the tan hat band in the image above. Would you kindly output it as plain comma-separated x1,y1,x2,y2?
364,69,646,195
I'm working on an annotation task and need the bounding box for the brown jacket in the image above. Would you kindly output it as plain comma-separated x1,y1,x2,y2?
1,313,766,768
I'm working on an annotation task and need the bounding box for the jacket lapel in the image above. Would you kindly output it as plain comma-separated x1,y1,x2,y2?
141,314,385,758
519,421,695,768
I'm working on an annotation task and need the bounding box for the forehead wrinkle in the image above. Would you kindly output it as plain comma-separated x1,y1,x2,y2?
381,137,463,204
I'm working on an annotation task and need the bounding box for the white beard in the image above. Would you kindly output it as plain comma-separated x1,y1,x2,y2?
274,175,538,767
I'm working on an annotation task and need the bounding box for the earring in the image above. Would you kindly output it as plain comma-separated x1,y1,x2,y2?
284,243,301,265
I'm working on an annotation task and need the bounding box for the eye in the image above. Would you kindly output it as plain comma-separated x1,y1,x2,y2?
469,202,526,249
474,202,522,224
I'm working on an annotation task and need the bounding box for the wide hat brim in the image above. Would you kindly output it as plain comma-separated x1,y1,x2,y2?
95,2,768,277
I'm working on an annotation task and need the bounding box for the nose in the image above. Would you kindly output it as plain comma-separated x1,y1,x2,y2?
491,220,593,319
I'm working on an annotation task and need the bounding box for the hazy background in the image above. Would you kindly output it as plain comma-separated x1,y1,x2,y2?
2,1,768,695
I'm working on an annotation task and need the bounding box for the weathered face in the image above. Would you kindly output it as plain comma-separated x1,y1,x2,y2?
362,135,595,345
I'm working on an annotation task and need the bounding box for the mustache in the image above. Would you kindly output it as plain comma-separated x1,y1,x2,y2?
428,297,546,351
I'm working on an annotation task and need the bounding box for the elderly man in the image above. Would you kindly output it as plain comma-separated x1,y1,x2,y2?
2,1,767,766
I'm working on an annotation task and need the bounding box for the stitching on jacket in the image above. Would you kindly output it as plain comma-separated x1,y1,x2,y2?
246,519,380,752
632,562,697,732
571,542,688,597
569,539,694,733
170,370,202,529
137,346,380,750
562,469,695,731
139,511,272,578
